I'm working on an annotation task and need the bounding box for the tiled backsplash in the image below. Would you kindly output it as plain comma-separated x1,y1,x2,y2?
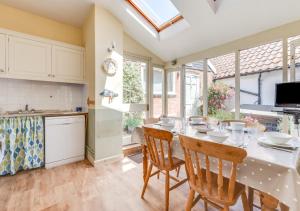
0,78,87,113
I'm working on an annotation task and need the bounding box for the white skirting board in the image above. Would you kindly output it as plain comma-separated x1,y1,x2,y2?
45,156,84,169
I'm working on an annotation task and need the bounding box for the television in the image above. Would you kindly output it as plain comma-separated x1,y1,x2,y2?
275,82,300,108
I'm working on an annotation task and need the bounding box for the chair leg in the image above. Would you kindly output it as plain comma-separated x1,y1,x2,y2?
279,203,289,211
141,163,153,199
176,166,181,177
204,200,208,211
223,206,229,211
248,187,254,211
165,171,170,211
241,190,250,211
185,189,195,211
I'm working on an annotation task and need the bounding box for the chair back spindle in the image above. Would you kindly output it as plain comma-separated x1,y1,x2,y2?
179,134,247,203
143,127,174,170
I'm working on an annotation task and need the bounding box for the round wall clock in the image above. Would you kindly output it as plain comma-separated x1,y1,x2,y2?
103,58,118,76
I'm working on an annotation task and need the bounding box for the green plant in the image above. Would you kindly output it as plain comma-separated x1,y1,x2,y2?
208,82,234,115
123,61,145,104
124,112,143,131
210,109,234,121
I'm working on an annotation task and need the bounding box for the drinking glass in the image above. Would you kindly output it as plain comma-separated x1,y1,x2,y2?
231,129,245,147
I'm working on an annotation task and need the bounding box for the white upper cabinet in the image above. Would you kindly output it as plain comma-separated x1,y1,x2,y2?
8,36,51,79
0,34,6,75
0,29,85,84
52,46,84,82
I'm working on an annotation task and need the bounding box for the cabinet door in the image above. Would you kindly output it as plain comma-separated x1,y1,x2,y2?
52,46,84,82
0,34,6,75
8,36,51,79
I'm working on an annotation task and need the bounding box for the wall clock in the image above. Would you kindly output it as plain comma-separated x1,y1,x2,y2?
103,58,118,76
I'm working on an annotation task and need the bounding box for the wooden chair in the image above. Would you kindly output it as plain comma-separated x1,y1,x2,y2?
141,127,187,211
248,188,289,211
179,134,250,211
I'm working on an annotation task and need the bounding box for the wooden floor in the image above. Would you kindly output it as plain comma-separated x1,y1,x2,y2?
0,157,260,211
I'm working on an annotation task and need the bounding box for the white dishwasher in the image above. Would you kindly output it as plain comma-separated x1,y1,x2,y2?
45,115,85,168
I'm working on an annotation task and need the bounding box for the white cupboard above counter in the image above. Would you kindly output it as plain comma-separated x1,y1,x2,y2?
0,29,85,84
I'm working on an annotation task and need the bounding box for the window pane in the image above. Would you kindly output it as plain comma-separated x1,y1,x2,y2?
239,41,283,131
123,59,147,104
185,69,202,117
208,53,236,121
153,67,163,118
288,35,300,80
167,70,181,117
131,0,180,27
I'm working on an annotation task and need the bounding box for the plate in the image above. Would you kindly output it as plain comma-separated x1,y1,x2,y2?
195,126,213,133
258,137,300,149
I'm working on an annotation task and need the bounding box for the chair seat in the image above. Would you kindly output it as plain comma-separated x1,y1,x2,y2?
151,156,185,171
192,169,246,206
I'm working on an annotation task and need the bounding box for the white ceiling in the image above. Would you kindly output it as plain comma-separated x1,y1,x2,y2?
2,0,300,62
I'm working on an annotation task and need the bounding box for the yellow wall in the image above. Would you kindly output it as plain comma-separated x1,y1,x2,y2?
0,3,82,46
173,19,300,66
124,33,165,65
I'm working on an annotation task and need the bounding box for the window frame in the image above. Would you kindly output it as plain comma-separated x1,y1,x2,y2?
126,0,184,32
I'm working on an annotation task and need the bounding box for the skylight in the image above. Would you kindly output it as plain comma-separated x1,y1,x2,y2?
126,0,183,32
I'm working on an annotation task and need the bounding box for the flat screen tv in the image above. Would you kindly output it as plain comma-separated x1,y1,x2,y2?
275,82,300,108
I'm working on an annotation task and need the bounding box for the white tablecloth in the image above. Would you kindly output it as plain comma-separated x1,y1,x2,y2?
134,125,300,210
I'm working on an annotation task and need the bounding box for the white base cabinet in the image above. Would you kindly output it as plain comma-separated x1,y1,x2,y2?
45,115,85,168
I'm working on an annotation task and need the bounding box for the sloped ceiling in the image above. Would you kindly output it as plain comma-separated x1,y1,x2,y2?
2,0,300,62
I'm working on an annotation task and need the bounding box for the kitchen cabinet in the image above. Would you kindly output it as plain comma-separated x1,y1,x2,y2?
0,34,6,75
8,36,52,80
0,28,85,84
52,46,84,82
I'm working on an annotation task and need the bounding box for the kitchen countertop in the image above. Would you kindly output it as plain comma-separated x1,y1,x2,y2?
0,111,88,118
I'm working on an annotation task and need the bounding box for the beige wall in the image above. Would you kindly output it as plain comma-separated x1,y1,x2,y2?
83,7,96,105
0,3,82,46
124,33,165,65
83,5,123,162
172,19,300,67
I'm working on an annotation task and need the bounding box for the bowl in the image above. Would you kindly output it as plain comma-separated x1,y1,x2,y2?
230,122,246,131
190,117,203,124
207,131,229,143
196,126,213,133
265,132,292,145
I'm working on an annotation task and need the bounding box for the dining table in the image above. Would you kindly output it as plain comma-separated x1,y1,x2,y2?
132,121,300,211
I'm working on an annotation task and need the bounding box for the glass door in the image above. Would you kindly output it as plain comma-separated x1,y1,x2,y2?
184,69,202,118
122,57,149,146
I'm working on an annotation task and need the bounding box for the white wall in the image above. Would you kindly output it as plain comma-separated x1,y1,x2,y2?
0,78,85,113
219,70,284,106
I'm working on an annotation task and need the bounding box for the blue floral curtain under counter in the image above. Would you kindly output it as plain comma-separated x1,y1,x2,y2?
0,116,44,176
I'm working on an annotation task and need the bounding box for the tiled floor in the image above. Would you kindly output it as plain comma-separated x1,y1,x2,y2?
0,157,259,211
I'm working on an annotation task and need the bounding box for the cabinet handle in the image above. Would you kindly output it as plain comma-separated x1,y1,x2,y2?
52,74,55,78
0,69,4,73
48,74,51,77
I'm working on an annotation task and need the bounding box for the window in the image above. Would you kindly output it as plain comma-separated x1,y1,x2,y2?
167,70,181,117
126,0,183,32
167,72,176,95
153,68,163,95
152,67,164,118
185,69,202,117
239,41,283,131
208,53,236,121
